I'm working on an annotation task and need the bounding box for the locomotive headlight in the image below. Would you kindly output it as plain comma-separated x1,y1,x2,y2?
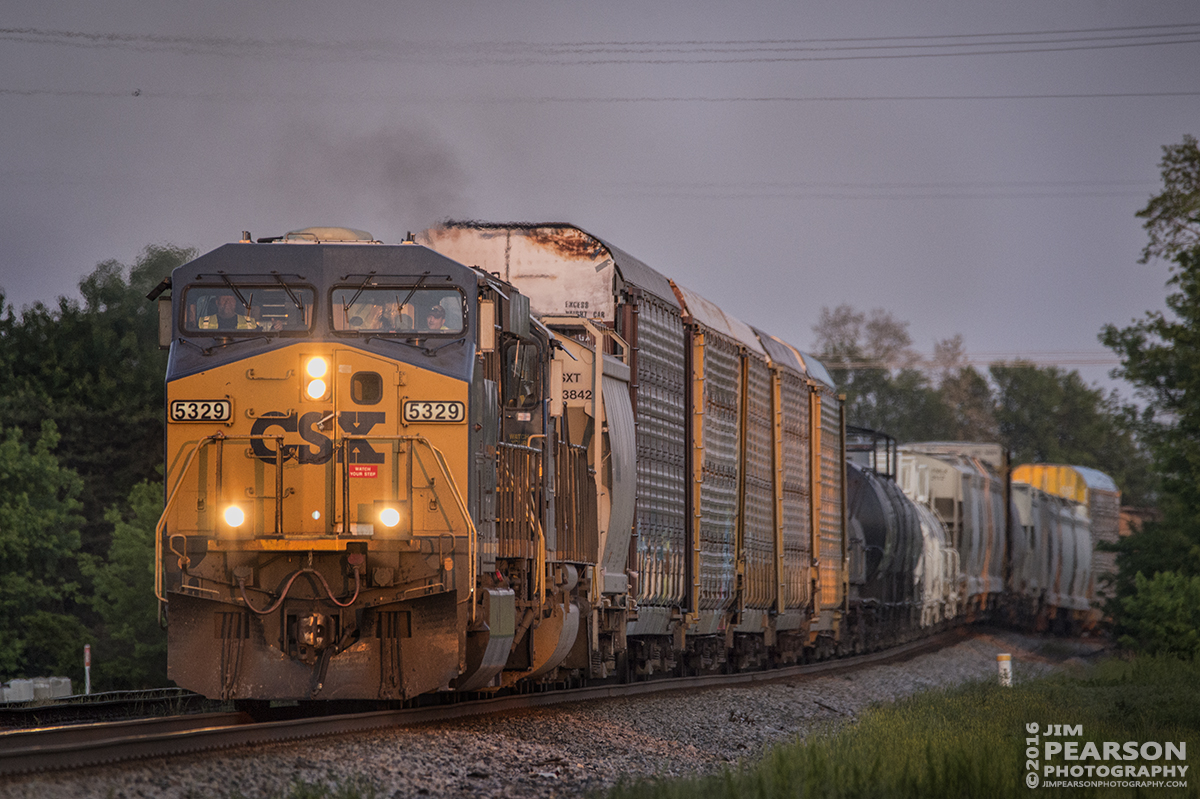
306,357,328,378
223,505,246,528
374,501,405,536
303,357,330,400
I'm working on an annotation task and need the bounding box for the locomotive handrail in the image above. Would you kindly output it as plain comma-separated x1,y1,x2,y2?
539,315,630,364
496,441,546,605
156,439,208,603
154,433,285,603
339,434,478,618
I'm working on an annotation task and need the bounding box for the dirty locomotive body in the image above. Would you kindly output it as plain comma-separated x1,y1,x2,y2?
156,225,1115,702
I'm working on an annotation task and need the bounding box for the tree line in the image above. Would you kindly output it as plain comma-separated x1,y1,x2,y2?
0,244,193,689
1102,134,1200,656
0,136,1196,690
810,306,1156,507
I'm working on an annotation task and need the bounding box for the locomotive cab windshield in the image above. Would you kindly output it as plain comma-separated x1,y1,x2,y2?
183,283,315,334
330,285,465,335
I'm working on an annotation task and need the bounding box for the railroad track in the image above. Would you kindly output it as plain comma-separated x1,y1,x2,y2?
0,687,216,731
0,628,968,777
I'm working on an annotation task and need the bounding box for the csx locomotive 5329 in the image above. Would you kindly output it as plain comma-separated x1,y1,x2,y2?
153,223,1116,702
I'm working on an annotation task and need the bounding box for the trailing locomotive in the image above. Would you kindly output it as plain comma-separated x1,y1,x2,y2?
152,223,1115,702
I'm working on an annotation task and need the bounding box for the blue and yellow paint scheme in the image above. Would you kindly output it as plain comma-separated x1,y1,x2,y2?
156,232,494,700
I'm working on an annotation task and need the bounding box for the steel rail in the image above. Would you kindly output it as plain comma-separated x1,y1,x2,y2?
0,628,967,778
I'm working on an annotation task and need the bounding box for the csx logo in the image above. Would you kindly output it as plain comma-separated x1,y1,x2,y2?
250,411,385,465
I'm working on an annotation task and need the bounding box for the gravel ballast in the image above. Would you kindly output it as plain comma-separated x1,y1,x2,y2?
1,629,1105,799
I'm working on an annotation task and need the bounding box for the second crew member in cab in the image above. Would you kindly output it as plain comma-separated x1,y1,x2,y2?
424,305,447,332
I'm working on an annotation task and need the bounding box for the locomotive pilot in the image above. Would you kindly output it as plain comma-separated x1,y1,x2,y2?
198,293,258,330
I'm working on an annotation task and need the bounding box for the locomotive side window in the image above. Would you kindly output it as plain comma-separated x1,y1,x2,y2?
331,287,465,334
183,285,315,333
502,339,542,409
351,372,383,405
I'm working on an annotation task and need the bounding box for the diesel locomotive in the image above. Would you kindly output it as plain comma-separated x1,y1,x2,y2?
152,223,1115,702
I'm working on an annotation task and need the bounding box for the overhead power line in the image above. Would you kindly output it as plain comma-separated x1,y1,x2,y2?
0,23,1198,64
2,87,1197,105
0,166,1158,200
831,352,1121,369
574,22,1200,45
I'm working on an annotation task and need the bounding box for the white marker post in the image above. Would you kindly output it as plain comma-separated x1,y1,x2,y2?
84,644,92,695
997,653,1012,687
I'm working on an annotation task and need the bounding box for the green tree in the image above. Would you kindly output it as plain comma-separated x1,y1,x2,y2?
812,305,956,440
1116,571,1200,658
930,334,999,442
0,422,91,681
939,367,998,441
1135,133,1200,264
82,481,170,689
1102,255,1200,522
1106,521,1200,629
853,367,956,443
0,244,193,554
1102,135,1200,644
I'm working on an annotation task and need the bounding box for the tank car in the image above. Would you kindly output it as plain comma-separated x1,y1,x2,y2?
843,429,957,652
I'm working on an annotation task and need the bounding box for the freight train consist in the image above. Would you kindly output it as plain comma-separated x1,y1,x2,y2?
152,223,1118,701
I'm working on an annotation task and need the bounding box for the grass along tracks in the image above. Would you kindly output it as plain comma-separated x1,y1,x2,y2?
608,655,1199,799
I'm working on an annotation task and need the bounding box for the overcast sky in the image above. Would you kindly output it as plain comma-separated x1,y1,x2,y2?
2,1,1197,394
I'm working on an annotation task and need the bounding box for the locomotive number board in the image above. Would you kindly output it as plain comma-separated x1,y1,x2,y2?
170,399,233,422
403,400,466,423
